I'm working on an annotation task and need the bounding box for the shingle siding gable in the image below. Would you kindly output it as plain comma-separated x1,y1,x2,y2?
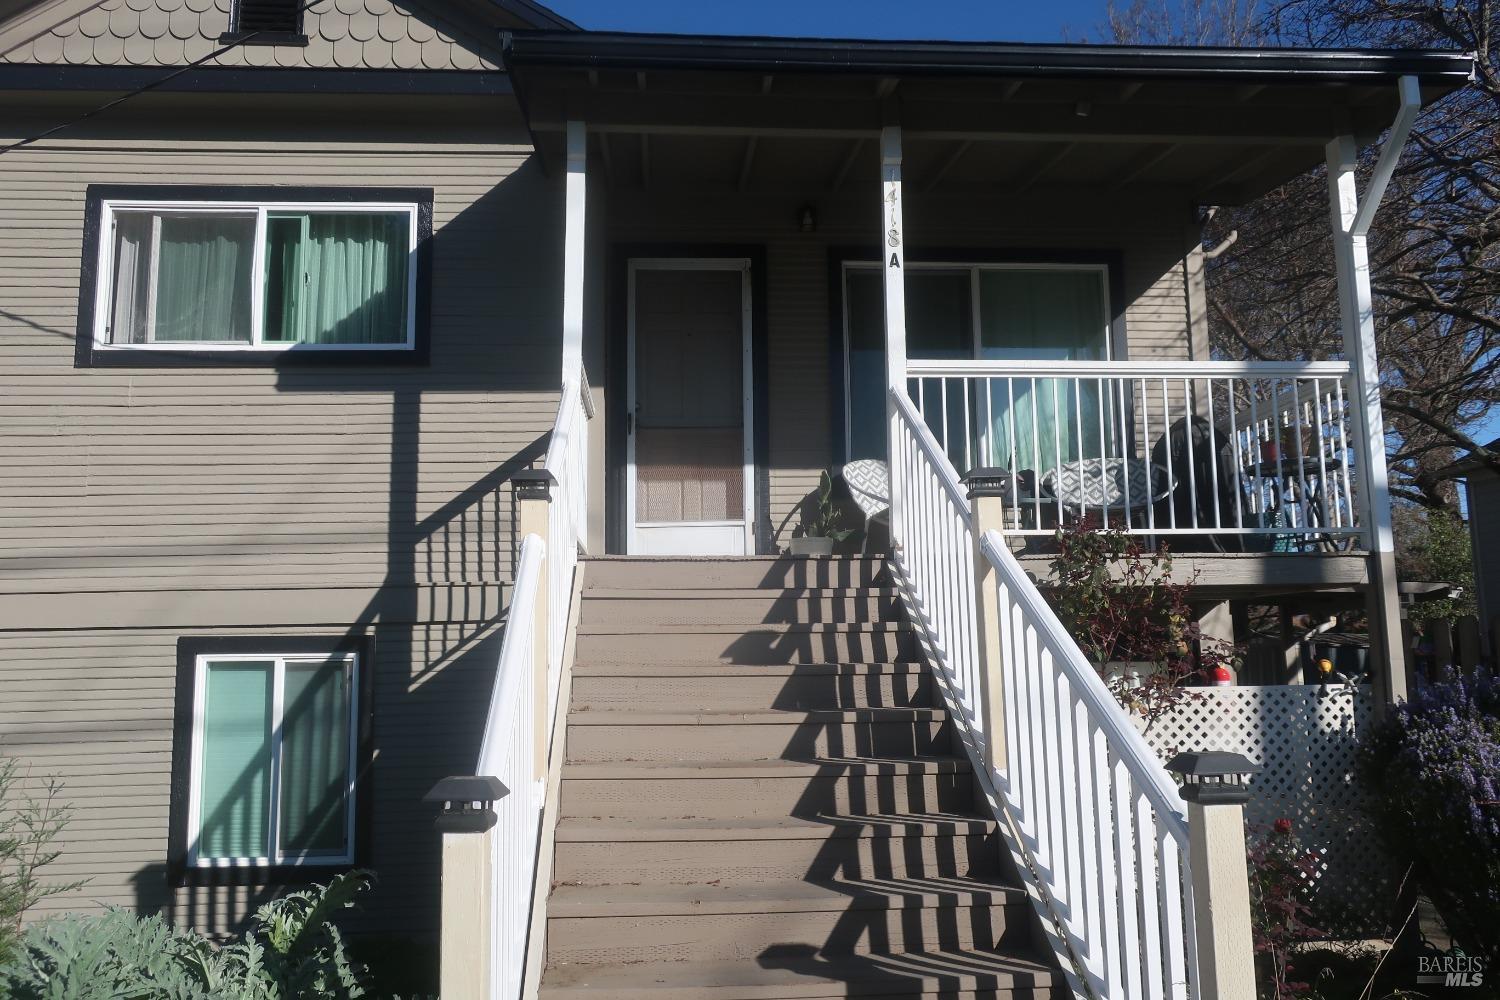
0,0,502,70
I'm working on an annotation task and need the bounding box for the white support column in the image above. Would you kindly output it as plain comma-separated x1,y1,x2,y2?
562,120,587,385
1326,133,1408,704
881,125,908,519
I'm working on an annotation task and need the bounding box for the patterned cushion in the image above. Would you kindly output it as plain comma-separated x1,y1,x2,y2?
1041,458,1171,512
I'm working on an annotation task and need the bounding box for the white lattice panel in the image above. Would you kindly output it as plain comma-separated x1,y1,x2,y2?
1143,685,1394,938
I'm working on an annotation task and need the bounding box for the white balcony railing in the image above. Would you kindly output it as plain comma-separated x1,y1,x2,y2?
906,359,1363,551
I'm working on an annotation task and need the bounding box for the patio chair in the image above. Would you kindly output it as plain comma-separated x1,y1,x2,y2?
1039,456,1174,529
840,459,890,553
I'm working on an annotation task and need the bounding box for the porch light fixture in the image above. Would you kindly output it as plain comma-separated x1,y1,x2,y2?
1165,751,1260,805
799,204,817,233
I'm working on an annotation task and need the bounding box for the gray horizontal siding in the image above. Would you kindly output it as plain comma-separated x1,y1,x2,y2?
0,114,558,938
0,129,559,588
0,620,502,937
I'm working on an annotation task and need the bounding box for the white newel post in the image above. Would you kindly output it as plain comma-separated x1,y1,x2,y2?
563,120,587,386
881,126,908,526
1325,78,1419,705
963,473,1012,779
1167,752,1261,1000
423,775,506,1000
513,470,553,781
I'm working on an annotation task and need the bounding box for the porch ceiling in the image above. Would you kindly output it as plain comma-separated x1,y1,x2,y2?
505,31,1473,205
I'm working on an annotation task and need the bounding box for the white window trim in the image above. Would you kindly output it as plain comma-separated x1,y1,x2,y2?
186,651,359,869
840,259,1117,461
93,199,420,353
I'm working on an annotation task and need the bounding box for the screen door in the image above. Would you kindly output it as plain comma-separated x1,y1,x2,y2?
627,260,754,555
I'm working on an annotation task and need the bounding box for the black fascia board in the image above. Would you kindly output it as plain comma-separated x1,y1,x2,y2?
501,29,1475,87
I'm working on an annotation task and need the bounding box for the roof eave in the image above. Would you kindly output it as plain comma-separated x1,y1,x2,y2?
502,30,1476,86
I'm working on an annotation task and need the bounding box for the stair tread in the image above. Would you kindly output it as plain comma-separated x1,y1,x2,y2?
563,755,971,780
549,874,1026,916
567,708,945,725
557,812,996,842
542,951,1061,997
572,661,925,676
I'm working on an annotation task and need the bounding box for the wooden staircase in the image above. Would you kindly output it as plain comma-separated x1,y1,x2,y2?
539,555,1067,1000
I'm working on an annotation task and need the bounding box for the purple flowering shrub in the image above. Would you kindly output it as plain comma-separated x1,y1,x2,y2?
1360,668,1500,957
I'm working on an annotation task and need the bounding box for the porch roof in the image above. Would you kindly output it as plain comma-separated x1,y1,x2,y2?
503,30,1474,204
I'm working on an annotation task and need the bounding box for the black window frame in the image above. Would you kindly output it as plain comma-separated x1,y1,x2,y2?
76,184,434,368
168,634,375,889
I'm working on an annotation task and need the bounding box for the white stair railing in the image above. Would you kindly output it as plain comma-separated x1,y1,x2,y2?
474,533,546,1000
542,375,591,726
433,371,592,1000
979,527,1196,998
889,386,1199,999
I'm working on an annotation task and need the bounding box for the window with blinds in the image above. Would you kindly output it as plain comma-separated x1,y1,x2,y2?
189,652,357,866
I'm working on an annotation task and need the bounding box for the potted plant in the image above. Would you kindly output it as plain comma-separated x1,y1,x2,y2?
1260,421,1305,464
790,470,855,556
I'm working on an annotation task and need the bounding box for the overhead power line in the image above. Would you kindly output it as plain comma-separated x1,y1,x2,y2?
0,0,327,158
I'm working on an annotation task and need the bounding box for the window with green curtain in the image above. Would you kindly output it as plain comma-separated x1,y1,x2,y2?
843,264,1112,470
102,204,412,349
109,212,255,344
264,212,409,345
193,653,355,865
279,659,352,856
978,269,1110,472
198,661,274,860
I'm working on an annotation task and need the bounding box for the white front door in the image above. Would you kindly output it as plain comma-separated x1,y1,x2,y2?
627,259,755,555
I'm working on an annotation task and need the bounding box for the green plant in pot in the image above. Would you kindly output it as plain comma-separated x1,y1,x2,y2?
790,471,855,556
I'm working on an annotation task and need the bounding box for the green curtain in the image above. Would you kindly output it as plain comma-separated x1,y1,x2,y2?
153,215,255,343
978,270,1110,472
198,662,274,860
278,660,352,856
265,213,408,345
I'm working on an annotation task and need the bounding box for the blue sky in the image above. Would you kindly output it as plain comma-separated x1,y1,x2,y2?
544,1,1107,43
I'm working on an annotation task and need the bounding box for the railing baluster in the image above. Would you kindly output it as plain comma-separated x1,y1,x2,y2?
1160,825,1190,1000
1031,376,1043,528
1114,760,1145,996
1137,787,1166,997
1204,379,1222,531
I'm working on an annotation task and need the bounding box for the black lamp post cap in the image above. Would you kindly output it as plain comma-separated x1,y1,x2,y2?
513,469,557,501
963,467,1015,500
1165,751,1260,805
424,775,508,832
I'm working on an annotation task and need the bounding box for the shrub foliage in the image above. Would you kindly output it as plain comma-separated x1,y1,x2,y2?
1,870,376,999
1361,669,1500,957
